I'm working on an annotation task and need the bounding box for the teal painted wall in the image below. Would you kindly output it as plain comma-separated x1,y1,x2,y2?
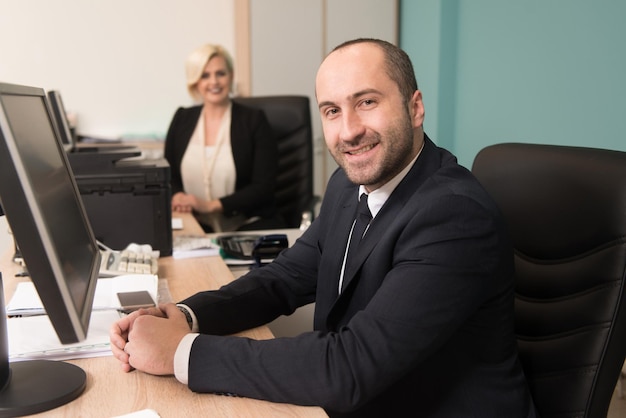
400,0,626,168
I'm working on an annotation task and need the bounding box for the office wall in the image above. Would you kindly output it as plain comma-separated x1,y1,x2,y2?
0,0,235,139
401,0,626,168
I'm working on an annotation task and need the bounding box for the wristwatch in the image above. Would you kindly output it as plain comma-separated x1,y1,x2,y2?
177,304,194,330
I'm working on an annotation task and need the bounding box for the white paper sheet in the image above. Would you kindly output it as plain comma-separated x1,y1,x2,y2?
5,274,159,361
7,310,120,361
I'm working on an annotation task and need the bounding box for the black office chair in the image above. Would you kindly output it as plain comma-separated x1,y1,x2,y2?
472,143,626,418
233,95,318,228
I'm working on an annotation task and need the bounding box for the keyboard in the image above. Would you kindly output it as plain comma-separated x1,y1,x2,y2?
98,243,158,277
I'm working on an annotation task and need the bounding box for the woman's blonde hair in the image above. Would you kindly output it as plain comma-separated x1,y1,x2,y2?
185,44,234,100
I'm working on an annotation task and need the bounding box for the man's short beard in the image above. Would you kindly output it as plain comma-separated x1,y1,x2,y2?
337,114,416,189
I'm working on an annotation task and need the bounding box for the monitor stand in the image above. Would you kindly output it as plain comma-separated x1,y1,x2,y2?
0,273,86,416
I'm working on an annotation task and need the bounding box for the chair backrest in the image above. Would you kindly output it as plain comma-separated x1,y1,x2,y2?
472,143,626,418
233,95,315,228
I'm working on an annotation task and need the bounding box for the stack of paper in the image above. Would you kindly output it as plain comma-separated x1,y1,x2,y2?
172,235,220,259
8,310,119,361
6,274,158,361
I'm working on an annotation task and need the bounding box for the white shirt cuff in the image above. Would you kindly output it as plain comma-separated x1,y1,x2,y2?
174,333,199,384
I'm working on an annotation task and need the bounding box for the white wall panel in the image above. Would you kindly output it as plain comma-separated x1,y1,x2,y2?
0,0,235,139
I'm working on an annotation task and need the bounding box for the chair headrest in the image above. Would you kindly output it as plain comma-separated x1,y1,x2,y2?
472,143,626,260
233,96,310,138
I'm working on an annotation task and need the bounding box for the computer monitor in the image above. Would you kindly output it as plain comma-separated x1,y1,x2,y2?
47,89,75,152
47,89,142,160
0,82,101,415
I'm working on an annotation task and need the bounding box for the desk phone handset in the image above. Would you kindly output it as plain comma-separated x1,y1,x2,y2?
251,234,288,267
218,234,288,267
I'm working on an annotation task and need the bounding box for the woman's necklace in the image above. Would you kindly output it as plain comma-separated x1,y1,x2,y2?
201,106,228,201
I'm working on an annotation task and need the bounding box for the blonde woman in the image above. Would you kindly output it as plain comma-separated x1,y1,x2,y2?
164,44,282,232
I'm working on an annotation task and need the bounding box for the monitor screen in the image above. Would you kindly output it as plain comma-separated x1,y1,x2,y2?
47,90,75,152
0,82,100,343
0,81,100,414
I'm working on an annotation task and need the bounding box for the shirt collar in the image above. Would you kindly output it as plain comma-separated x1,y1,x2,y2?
358,141,424,218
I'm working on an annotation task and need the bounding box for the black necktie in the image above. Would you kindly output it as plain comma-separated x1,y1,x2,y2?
345,193,372,277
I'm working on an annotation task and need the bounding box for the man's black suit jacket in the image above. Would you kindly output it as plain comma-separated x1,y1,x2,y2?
163,101,277,219
181,136,537,417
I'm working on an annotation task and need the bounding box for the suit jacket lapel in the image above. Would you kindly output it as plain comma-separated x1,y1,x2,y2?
339,196,401,293
313,185,360,318
334,135,442,297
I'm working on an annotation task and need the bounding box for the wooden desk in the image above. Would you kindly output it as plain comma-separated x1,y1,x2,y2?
1,213,327,417
171,212,205,237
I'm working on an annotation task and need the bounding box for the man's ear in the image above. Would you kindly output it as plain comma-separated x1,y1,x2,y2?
410,90,425,128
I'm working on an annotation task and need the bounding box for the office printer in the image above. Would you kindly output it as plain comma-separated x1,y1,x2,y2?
68,148,173,256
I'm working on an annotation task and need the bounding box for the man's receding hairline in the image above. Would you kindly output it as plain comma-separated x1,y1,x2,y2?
329,39,383,57
316,42,395,102
320,41,386,76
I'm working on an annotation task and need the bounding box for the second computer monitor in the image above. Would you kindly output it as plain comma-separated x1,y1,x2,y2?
47,89,75,152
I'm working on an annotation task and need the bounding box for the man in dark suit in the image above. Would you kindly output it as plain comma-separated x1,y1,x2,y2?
111,38,537,417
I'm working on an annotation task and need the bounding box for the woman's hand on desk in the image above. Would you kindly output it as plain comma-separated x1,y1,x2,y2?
171,192,223,214
172,192,197,213
110,303,191,375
